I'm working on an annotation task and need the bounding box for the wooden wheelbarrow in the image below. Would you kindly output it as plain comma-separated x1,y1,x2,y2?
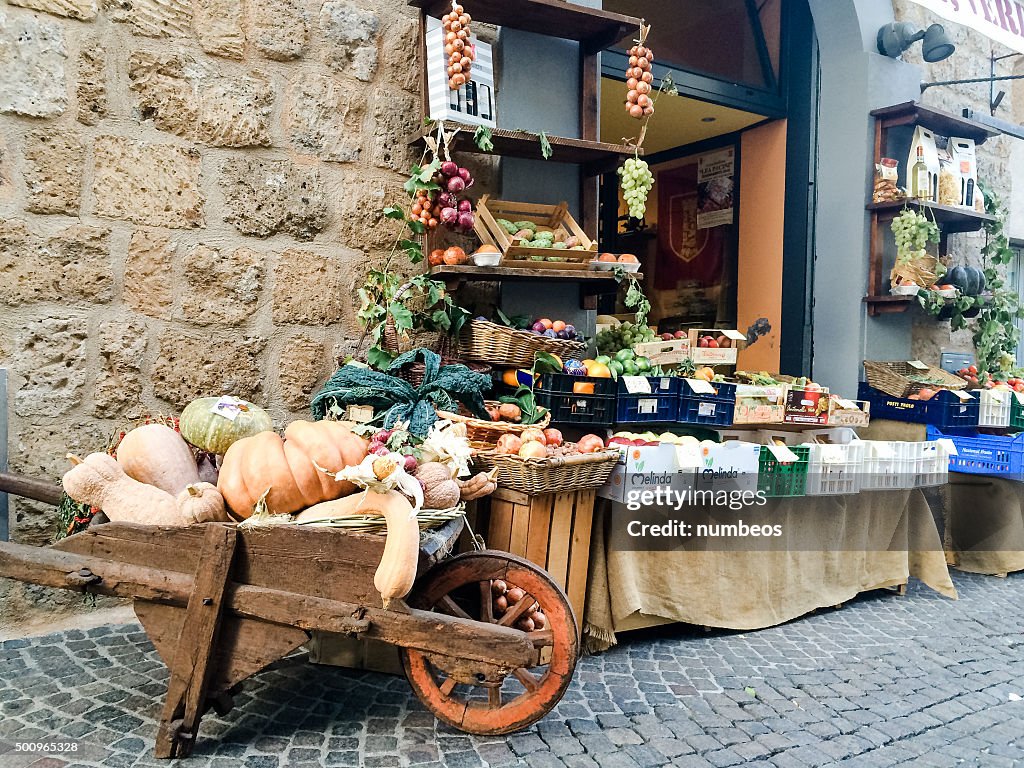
0,474,580,759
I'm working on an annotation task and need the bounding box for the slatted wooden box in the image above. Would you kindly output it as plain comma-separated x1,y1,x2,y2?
483,487,596,629
473,195,598,270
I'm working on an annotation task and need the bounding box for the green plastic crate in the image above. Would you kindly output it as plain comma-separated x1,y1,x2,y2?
1010,394,1024,431
758,445,810,498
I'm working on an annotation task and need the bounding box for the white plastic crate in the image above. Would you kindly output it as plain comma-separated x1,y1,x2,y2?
907,440,950,487
978,389,1011,428
860,440,915,490
803,441,866,496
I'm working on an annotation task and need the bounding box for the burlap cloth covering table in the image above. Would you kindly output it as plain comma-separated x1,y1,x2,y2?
583,489,956,653
944,473,1024,576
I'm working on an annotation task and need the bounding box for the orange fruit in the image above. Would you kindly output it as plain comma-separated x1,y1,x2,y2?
598,253,618,262
587,362,611,378
476,244,500,253
502,368,534,388
618,253,639,264
581,359,597,369
538,318,553,330
552,320,566,332
573,382,596,395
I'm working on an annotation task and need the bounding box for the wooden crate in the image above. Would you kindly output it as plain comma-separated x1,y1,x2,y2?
473,195,598,270
484,486,596,629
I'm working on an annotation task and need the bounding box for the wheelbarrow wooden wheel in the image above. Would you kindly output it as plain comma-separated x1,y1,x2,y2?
400,550,579,735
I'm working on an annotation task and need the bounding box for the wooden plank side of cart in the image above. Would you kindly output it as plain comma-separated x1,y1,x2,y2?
0,524,536,670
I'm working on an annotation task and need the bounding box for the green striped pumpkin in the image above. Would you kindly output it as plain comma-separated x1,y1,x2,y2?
179,397,273,455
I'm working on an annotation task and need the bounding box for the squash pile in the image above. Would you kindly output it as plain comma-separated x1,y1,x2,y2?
62,424,231,527
60,395,498,608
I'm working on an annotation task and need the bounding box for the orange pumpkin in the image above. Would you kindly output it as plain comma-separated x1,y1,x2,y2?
217,420,369,519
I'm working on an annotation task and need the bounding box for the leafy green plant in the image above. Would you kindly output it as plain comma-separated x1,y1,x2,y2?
916,184,1023,377
612,266,651,328
474,126,494,152
973,184,1023,375
538,131,553,160
358,144,471,369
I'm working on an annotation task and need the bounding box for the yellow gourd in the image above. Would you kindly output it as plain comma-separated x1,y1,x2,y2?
295,490,419,607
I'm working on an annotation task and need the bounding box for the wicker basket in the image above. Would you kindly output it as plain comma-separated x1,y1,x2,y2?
472,449,619,494
371,325,490,387
458,319,586,368
435,401,551,447
863,360,967,398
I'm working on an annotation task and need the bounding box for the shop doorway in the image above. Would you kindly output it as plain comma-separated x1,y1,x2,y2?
597,0,816,375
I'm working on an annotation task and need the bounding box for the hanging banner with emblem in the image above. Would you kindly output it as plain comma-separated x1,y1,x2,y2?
696,148,735,230
906,0,1024,55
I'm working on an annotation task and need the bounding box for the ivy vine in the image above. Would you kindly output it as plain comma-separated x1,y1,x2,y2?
916,182,1023,376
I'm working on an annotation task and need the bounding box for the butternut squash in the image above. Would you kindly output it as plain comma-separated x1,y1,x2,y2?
295,490,419,608
116,424,199,495
63,453,229,526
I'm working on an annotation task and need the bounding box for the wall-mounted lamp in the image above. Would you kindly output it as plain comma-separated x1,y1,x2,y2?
877,22,956,63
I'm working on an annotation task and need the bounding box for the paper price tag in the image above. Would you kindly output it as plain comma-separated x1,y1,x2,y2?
623,376,652,394
210,395,248,422
908,360,929,370
638,398,658,414
698,402,716,417
952,390,974,401
686,378,716,394
835,398,860,410
766,444,800,463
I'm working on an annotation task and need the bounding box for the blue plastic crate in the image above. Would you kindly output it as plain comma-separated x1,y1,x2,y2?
535,373,616,427
927,425,1024,479
677,380,737,427
615,376,679,424
858,383,979,429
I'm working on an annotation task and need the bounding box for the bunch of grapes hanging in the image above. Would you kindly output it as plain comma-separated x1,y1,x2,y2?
618,22,657,222
443,3,474,90
624,23,654,119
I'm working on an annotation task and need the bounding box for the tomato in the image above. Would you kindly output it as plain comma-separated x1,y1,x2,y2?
968,365,978,375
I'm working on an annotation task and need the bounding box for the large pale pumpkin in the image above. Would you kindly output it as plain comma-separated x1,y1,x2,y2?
180,397,273,455
217,420,368,518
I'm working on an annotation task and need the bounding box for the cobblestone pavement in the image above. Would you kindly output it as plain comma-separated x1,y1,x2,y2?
0,571,1022,768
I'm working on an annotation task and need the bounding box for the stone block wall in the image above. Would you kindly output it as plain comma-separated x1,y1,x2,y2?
891,1,1017,363
0,0,423,624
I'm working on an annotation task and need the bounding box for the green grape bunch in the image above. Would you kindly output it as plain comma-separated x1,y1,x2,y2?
891,208,939,262
596,320,657,356
618,157,654,220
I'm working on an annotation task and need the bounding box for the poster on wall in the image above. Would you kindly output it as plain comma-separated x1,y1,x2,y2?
696,148,735,229
905,0,1024,55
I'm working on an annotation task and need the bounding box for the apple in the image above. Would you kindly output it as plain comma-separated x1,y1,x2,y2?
661,333,674,341
674,330,686,339
698,338,710,348
706,339,719,348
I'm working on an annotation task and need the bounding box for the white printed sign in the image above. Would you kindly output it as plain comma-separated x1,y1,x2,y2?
906,0,1024,54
